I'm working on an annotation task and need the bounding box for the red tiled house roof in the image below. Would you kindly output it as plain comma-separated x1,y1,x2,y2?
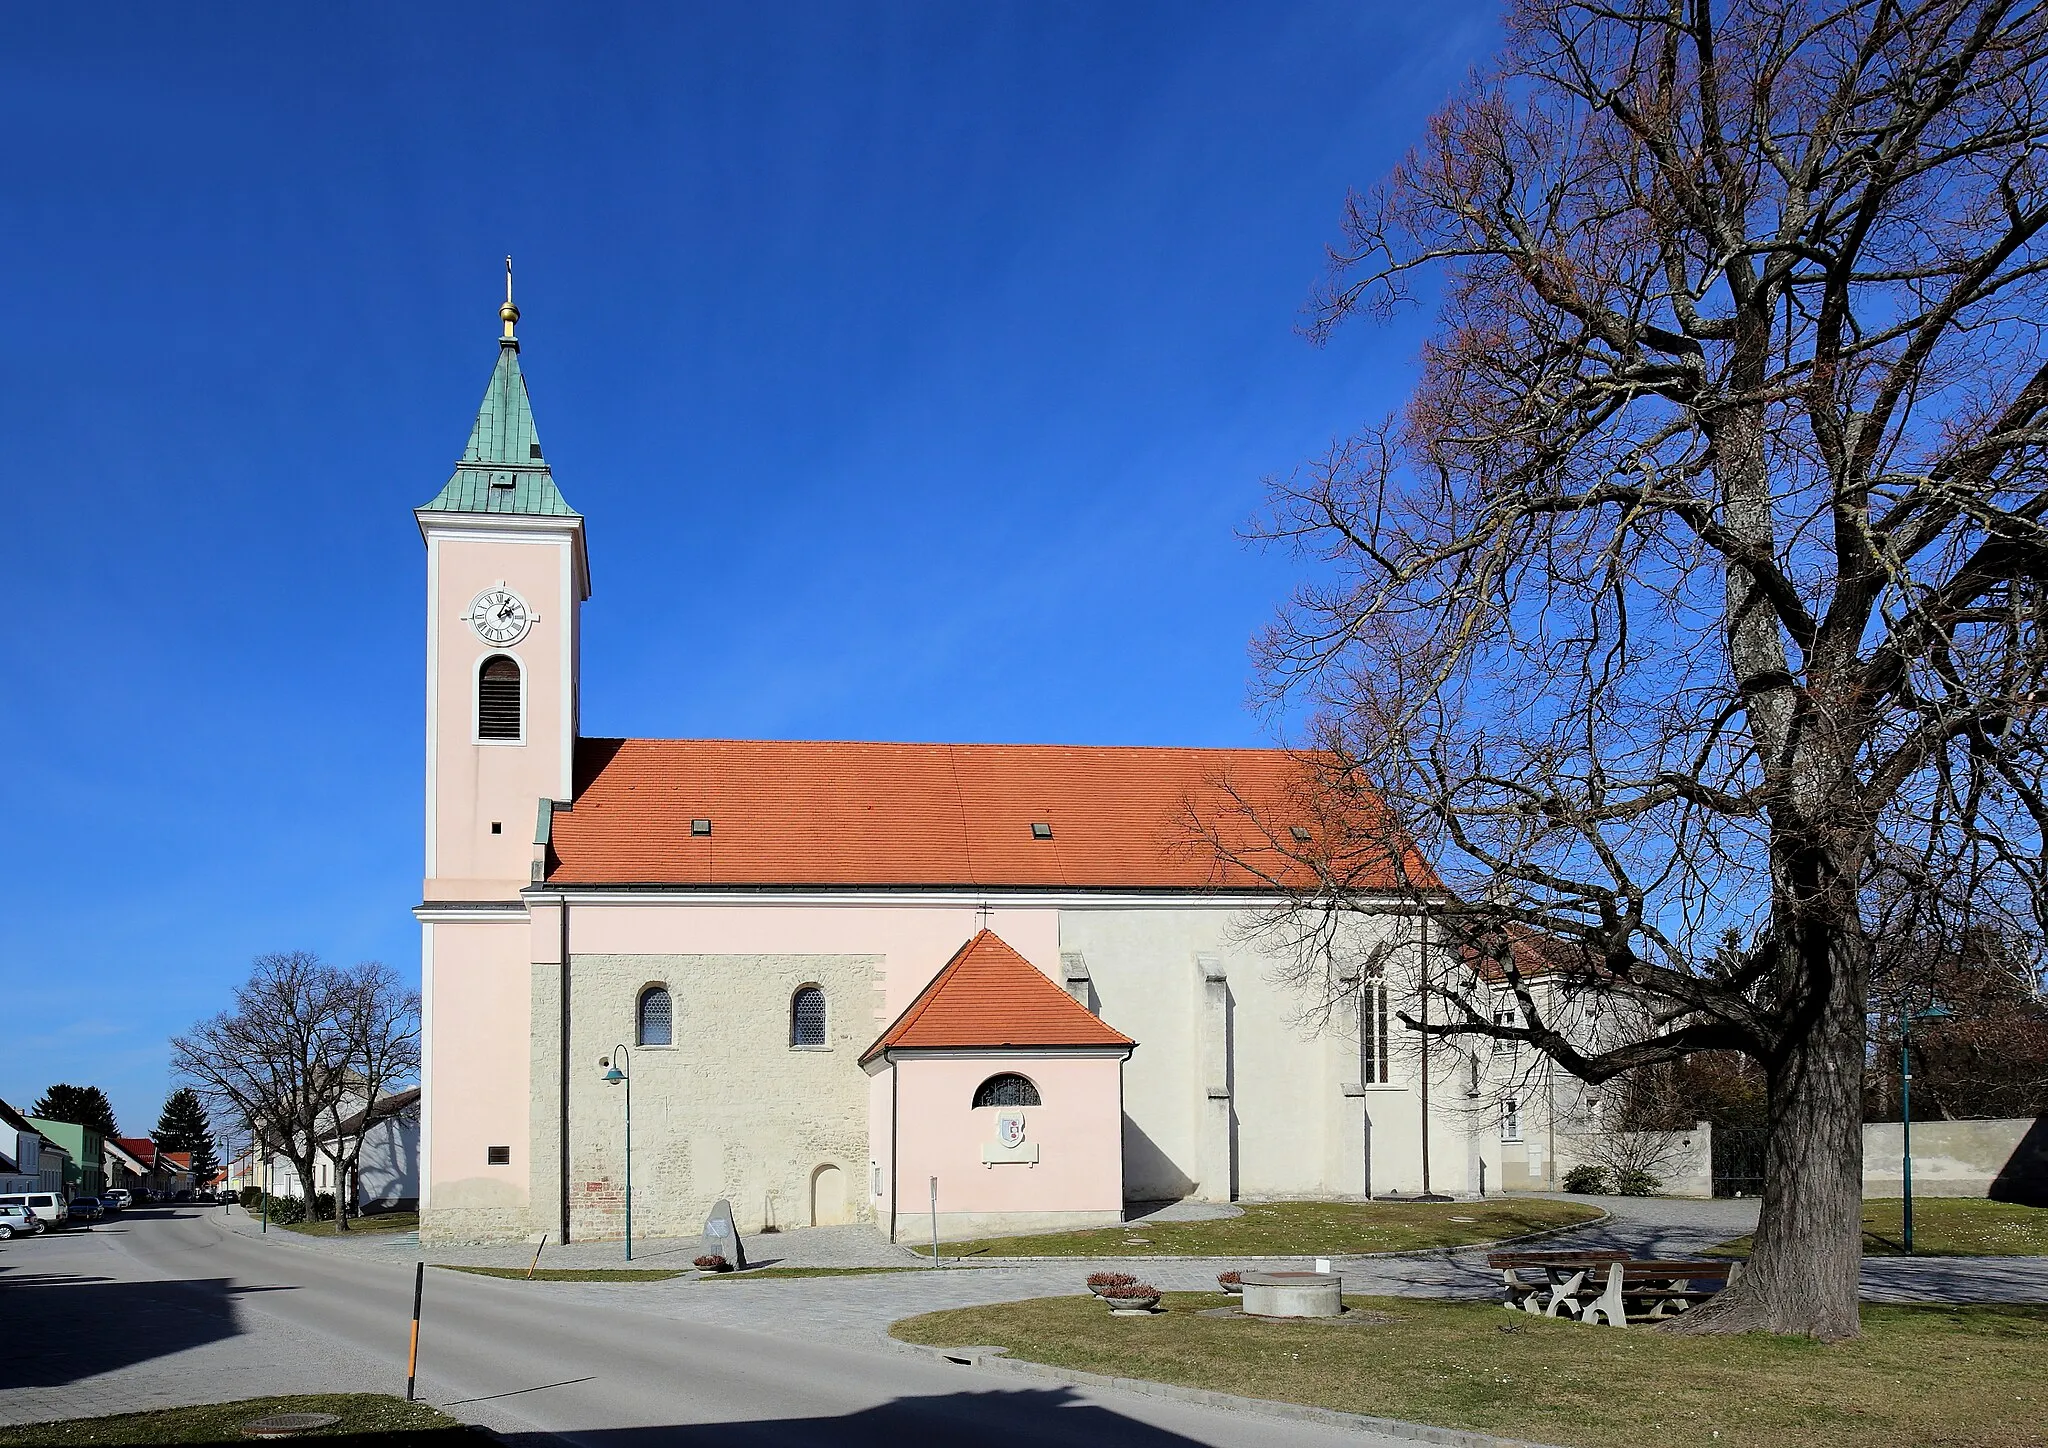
861,930,1136,1065
548,739,1428,890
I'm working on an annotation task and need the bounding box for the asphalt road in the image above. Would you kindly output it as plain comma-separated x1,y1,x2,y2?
1,1209,1423,1447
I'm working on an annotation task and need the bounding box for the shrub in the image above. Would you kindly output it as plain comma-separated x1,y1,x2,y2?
693,1254,730,1272
1111,1282,1160,1299
1562,1164,1610,1194
1216,1271,1242,1287
266,1195,307,1225
1613,1167,1663,1196
312,1192,337,1221
1086,1271,1137,1291
238,1187,263,1211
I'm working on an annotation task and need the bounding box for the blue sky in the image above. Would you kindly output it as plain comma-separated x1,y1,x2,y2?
0,4,1493,1136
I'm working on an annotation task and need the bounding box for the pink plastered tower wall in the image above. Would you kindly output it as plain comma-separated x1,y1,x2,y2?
423,529,580,897
420,519,583,1238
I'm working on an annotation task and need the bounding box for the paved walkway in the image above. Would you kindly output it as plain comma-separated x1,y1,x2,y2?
0,1210,1436,1447
212,1194,2048,1350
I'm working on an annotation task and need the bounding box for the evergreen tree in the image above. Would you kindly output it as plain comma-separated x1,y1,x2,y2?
155,1089,218,1182
31,1084,118,1139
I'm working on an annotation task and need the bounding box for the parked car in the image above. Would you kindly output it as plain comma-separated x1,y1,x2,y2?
104,1189,132,1209
67,1197,104,1222
0,1204,43,1238
0,1193,68,1228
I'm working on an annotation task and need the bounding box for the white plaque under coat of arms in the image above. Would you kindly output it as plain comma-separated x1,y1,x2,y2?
982,1107,1040,1166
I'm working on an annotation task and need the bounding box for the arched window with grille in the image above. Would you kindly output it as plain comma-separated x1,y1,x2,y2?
790,985,827,1048
971,1073,1041,1108
637,986,673,1047
477,655,523,741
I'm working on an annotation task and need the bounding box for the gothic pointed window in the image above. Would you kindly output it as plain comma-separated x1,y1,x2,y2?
637,986,673,1047
790,985,827,1048
478,656,523,741
1360,965,1391,1085
972,1073,1041,1109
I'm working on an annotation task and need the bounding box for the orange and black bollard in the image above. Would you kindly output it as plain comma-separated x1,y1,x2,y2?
405,1261,424,1401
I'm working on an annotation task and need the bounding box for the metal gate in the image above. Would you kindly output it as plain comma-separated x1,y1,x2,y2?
1712,1127,1768,1198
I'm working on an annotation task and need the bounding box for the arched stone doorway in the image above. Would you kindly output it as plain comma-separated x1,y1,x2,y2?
809,1163,848,1226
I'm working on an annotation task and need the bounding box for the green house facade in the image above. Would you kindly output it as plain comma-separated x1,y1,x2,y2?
28,1119,104,1197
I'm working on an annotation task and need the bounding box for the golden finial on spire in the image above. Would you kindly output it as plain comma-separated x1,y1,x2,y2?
500,255,520,346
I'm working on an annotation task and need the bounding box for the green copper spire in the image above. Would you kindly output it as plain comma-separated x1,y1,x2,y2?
417,259,579,518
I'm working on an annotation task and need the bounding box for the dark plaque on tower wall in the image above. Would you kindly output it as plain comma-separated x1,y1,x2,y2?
702,1197,747,1269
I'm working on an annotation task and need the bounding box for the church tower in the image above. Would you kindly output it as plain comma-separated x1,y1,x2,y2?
414,266,589,1241
417,264,589,899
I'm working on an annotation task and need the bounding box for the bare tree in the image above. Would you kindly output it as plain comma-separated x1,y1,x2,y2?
1564,1062,1711,1191
314,962,420,1230
1232,0,2048,1337
171,952,352,1213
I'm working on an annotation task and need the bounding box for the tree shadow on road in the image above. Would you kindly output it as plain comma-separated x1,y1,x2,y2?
476,1385,1218,1446
0,1271,298,1390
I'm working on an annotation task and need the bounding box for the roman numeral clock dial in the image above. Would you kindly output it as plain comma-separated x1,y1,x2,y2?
466,586,533,645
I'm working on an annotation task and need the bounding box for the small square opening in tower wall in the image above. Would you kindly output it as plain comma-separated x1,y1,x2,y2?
691,818,712,836
486,1146,511,1166
491,821,502,835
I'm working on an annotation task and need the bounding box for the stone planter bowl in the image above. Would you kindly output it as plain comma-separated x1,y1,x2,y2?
1239,1270,1342,1319
1103,1291,1162,1314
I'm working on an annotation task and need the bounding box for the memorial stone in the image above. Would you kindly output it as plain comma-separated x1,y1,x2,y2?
702,1197,747,1269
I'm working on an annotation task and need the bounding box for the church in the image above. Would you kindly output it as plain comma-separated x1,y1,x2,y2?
413,282,1507,1247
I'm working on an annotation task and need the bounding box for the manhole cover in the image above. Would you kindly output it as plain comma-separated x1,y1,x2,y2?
242,1412,341,1438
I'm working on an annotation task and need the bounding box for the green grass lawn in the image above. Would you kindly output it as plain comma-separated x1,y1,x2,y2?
928,1197,1602,1259
893,1293,2048,1448
0,1394,478,1445
436,1265,690,1281
1709,1197,2048,1258
279,1210,419,1238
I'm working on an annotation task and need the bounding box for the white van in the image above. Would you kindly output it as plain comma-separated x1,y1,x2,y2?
0,1193,68,1227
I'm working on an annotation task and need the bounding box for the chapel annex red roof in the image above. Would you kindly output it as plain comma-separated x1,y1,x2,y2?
546,738,1431,891
860,930,1136,1065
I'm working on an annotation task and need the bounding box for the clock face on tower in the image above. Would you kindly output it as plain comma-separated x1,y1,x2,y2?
466,586,532,645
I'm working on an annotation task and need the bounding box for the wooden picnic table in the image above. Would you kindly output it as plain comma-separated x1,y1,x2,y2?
1484,1250,1743,1326
1485,1250,1629,1315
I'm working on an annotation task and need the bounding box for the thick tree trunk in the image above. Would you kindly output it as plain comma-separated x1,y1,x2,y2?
1670,919,1868,1339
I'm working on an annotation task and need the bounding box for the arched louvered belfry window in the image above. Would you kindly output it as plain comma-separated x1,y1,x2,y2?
477,655,522,741
790,985,827,1047
972,1073,1041,1108
637,986,673,1047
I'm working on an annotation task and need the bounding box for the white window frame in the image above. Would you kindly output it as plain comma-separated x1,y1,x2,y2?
473,652,527,746
789,984,829,1051
636,984,675,1048
1360,966,1391,1085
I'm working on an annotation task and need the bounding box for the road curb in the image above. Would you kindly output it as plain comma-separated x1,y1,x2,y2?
907,1208,1613,1265
889,1339,1564,1448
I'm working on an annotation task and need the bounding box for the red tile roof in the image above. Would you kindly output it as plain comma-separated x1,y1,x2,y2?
861,930,1136,1064
548,738,1426,890
114,1137,157,1166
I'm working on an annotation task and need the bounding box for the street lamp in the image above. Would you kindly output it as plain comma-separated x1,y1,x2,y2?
600,1045,632,1262
1900,1001,1954,1254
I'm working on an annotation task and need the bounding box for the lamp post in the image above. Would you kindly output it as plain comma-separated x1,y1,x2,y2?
1900,1001,1953,1255
601,1046,632,1262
